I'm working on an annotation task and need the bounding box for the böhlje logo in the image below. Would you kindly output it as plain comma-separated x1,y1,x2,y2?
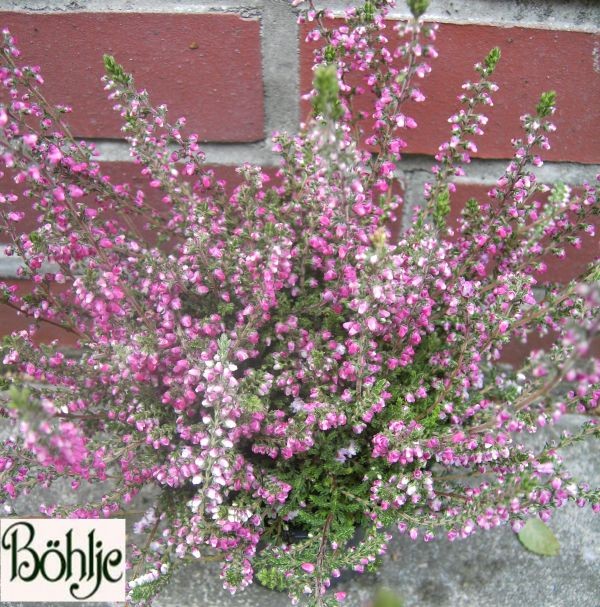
0,518,125,602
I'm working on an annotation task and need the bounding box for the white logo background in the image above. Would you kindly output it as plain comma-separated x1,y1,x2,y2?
0,518,125,602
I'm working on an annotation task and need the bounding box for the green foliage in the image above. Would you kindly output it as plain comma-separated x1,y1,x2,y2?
240,393,266,413
433,186,451,229
217,334,231,359
407,0,429,18
536,91,556,117
103,54,132,86
484,47,501,73
323,45,337,64
129,580,161,602
279,443,367,532
223,561,245,588
216,301,235,318
256,566,288,591
28,231,46,252
383,332,443,427
465,197,479,215
548,181,569,204
361,0,375,22
312,65,343,121
518,518,560,556
374,587,404,607
419,401,442,434
5,385,32,412
584,260,600,283
462,197,483,233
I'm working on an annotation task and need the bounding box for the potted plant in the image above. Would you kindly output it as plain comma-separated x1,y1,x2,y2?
0,0,598,605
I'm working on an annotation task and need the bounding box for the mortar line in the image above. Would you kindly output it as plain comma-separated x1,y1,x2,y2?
2,1,598,32
89,140,600,175
306,0,600,33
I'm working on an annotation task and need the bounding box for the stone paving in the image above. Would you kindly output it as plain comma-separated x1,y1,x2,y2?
2,414,598,607
156,497,599,607
156,415,600,607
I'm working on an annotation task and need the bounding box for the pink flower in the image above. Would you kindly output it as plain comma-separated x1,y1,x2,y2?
68,184,84,198
53,186,65,201
47,145,63,164
23,133,38,147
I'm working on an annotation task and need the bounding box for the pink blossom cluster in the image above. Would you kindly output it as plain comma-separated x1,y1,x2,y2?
0,1,598,606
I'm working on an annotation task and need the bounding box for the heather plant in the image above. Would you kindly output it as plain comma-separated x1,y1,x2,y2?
0,0,598,605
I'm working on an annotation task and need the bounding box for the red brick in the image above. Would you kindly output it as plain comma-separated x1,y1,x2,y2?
0,279,79,345
500,331,556,367
2,159,405,234
0,12,264,142
0,161,257,236
301,22,600,163
1,157,592,284
501,331,600,367
0,162,272,343
447,183,599,283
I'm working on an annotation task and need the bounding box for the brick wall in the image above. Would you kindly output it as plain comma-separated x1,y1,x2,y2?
1,0,599,342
